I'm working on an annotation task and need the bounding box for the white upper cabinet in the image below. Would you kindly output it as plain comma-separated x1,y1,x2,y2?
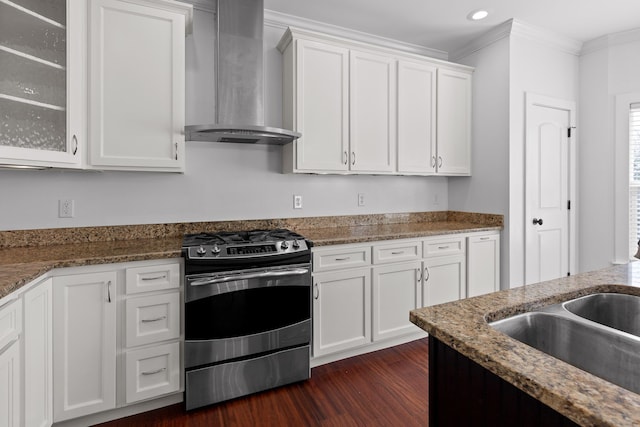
397,60,437,174
349,50,396,173
0,0,85,168
283,39,349,172
279,27,473,176
436,68,472,175
88,0,191,172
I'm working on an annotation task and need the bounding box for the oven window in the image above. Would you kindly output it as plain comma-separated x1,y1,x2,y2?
185,286,310,340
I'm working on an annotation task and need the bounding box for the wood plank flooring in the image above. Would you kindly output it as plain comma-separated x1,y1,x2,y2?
96,338,429,427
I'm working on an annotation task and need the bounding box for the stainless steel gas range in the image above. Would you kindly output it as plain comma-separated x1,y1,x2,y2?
182,229,312,410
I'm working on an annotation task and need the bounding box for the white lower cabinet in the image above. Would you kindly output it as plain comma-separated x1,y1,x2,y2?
467,232,501,297
124,342,180,404
312,268,371,357
0,298,21,427
372,261,422,341
53,271,118,422
23,279,53,427
422,254,466,306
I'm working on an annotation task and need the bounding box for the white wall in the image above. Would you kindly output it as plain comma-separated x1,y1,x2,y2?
579,32,640,272
0,8,447,231
450,36,510,288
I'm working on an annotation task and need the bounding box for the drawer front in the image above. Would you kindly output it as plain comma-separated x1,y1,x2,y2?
313,246,371,272
126,262,181,295
125,341,180,403
423,237,465,258
0,297,22,351
126,292,180,348
372,240,421,264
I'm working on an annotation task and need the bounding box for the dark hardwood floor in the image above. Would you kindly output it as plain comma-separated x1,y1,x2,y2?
96,338,429,427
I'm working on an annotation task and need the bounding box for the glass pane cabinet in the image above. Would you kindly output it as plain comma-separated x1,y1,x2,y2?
0,0,83,168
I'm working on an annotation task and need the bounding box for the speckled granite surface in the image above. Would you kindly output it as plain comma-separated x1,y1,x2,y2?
0,211,502,298
410,262,640,427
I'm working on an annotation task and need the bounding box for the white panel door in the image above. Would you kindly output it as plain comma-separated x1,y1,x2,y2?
397,60,437,174
89,0,186,170
372,261,422,341
23,279,53,427
0,337,20,427
350,50,396,173
423,255,466,306
295,39,349,172
436,68,471,175
53,272,117,422
525,94,574,284
312,268,371,357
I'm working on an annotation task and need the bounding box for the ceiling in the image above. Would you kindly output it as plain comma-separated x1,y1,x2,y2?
264,0,640,54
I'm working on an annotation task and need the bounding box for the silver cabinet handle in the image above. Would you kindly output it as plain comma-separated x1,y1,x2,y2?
343,151,348,165
314,283,319,300
175,142,178,160
107,280,112,303
0,296,19,310
391,251,404,255
334,257,351,261
72,134,78,155
0,336,20,355
431,156,436,168
480,237,491,241
424,267,430,282
141,275,167,281
416,268,422,283
438,156,443,168
438,245,450,250
141,367,166,376
351,152,356,165
141,316,167,323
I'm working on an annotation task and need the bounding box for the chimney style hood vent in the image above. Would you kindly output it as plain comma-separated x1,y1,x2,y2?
185,0,300,145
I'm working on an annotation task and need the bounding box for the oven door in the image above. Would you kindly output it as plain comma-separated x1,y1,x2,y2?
184,263,311,369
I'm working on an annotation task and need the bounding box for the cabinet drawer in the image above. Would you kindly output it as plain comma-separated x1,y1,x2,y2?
0,297,22,351
313,246,371,272
126,262,180,294
125,292,180,347
372,240,421,264
423,237,465,258
124,341,180,403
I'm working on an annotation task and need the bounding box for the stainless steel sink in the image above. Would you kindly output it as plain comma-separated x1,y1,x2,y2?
563,293,640,337
490,295,640,394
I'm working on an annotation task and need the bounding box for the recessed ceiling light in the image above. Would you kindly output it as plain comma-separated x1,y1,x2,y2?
467,9,489,21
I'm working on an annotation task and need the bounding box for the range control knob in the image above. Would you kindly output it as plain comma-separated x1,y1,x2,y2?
293,240,301,249
212,245,221,255
196,246,207,256
281,241,289,250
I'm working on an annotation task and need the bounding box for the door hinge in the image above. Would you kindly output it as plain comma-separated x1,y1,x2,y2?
568,127,576,138
567,200,571,210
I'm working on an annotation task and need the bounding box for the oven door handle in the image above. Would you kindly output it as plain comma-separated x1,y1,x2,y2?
189,268,310,287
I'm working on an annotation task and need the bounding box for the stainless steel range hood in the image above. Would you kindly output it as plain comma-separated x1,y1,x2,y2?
185,0,300,145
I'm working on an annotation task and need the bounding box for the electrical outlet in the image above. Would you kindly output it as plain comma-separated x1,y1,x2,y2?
293,195,303,209
58,199,75,218
358,193,365,207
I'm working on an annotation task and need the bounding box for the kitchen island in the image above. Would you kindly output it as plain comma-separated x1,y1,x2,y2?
410,262,640,426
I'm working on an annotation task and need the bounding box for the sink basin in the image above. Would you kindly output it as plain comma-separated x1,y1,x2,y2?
490,310,640,394
564,293,640,337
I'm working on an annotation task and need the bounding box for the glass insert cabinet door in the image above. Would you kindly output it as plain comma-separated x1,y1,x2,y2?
0,0,82,167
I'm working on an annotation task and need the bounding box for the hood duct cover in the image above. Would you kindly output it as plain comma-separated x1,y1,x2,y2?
185,0,300,145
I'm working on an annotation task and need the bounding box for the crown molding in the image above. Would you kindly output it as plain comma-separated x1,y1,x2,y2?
450,20,513,61
264,9,449,60
183,0,215,13
581,27,640,55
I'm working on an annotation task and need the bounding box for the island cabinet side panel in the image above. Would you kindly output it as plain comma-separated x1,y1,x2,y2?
428,336,579,427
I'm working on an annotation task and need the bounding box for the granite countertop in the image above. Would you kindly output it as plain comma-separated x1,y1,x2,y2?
410,262,640,427
0,211,502,299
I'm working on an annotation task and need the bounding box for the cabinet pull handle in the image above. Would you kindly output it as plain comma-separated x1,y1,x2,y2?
141,275,167,281
343,151,348,165
424,267,430,282
391,251,404,255
480,237,490,241
334,257,351,261
0,336,19,355
175,142,178,160
314,284,319,300
438,245,450,250
72,134,78,155
141,367,166,376
0,296,19,310
438,156,443,168
107,280,112,303
416,268,423,283
351,152,356,165
141,315,167,323
431,156,436,168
